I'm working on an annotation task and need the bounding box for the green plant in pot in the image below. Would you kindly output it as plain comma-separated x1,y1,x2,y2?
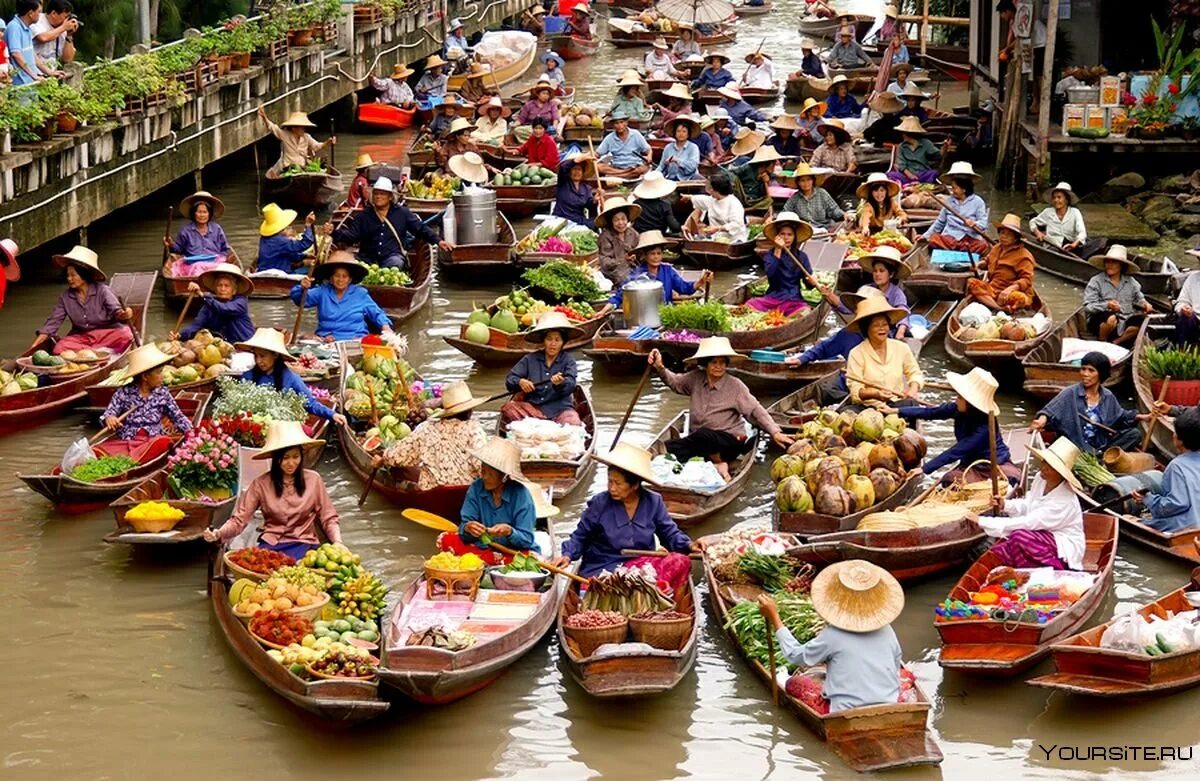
0,85,58,142
1145,343,1200,406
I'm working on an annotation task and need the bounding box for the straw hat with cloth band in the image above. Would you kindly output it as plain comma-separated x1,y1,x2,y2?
53,245,106,282
941,161,982,185
684,336,746,365
717,85,743,103
567,153,597,181
236,327,296,361
472,437,526,482
354,153,375,171
789,161,828,185
891,62,914,78
524,310,585,344
1028,437,1083,491
595,442,660,486
816,118,851,144
1089,244,1140,273
857,244,911,280
826,74,851,94
946,367,1000,416
389,63,414,80
994,213,1023,238
763,211,814,243
898,82,931,101
744,51,771,64
856,171,900,200
660,83,694,103
123,343,175,379
703,51,730,66
868,91,904,114
633,171,676,200
798,97,826,117
616,71,645,88
838,284,884,313
800,38,818,51
180,191,225,220
449,152,490,184
651,37,669,50
199,262,254,296
447,116,474,136
314,251,369,284
664,114,701,139
425,54,448,69
433,381,489,417
280,111,317,129
634,230,673,255
748,146,782,167
770,114,800,132
539,51,563,68
810,560,904,633
478,96,512,118
251,420,326,461
1044,181,1079,205
846,295,907,334
0,239,19,283
730,128,766,157
595,195,643,229
532,79,555,98
895,116,928,136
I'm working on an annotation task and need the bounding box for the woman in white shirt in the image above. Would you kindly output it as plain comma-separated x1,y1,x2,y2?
1174,256,1200,345
683,173,748,242
471,97,510,145
671,28,702,62
740,52,776,89
1029,181,1102,258
644,39,674,81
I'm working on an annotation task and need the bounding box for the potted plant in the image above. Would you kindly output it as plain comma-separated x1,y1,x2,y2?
37,78,83,132
166,422,240,503
0,85,57,142
223,19,263,69
1144,343,1200,405
286,3,319,46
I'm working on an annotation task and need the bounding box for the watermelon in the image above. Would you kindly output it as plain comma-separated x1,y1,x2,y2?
362,433,383,451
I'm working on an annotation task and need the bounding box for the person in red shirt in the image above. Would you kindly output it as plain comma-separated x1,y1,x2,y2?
507,118,559,172
0,239,19,308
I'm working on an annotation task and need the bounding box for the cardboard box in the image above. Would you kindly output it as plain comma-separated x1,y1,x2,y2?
1085,105,1108,130
1100,75,1121,107
1063,104,1086,135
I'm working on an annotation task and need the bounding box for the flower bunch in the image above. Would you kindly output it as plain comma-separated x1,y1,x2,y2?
167,421,239,498
409,380,443,403
216,412,269,448
308,384,332,404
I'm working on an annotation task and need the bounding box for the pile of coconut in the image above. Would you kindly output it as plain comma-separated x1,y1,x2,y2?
955,303,1049,343
770,407,928,517
100,329,237,389
561,105,605,129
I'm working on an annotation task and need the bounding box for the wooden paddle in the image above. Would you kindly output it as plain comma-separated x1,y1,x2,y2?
987,411,1001,505
173,291,196,336
91,407,135,445
357,465,380,507
844,373,935,407
160,206,173,267
586,137,605,208
620,548,702,560
290,228,331,346
1140,375,1171,452
612,363,653,449
1077,412,1118,437
481,379,550,405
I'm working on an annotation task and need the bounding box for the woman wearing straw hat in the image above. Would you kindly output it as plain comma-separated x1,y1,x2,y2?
415,54,450,100
648,82,694,129
658,114,701,182
164,191,235,266
895,81,931,122
886,61,914,96
795,97,827,148
855,172,907,235
1033,351,1147,454
758,560,906,713
970,437,1086,571
1083,244,1154,346
823,75,863,121
811,118,857,173
550,442,700,579
610,73,653,123
333,176,451,269
255,204,316,275
691,51,733,91
793,286,883,403
922,161,990,255
565,3,593,39
844,295,923,409
730,145,780,211
501,311,584,426
552,153,599,229
965,214,1036,314
683,172,748,242
671,25,701,63
171,262,255,344
101,344,193,440
29,246,135,356
446,437,545,565
632,171,682,236
768,115,802,157
648,336,794,479
746,211,817,316
887,116,941,185
516,79,560,135
716,85,766,128
345,154,376,211
204,420,342,558
1029,181,1101,258
604,231,711,314
427,93,462,139
782,162,845,230
835,245,912,337
596,196,641,285
373,380,488,492
643,37,673,81
538,51,566,94
291,251,394,342
369,63,416,107
434,116,478,168
793,38,826,80
256,108,335,177
741,50,776,90
237,327,344,425
471,96,511,145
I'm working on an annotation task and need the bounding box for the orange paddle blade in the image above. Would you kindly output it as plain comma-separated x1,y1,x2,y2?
400,508,458,533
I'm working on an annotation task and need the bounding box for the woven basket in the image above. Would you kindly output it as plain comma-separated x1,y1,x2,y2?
305,662,377,682
564,618,629,657
424,564,483,600
233,592,329,624
629,614,691,651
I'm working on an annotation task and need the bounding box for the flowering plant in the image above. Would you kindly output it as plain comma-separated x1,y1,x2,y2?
167,421,239,499
216,412,269,448
409,380,443,404
307,384,332,404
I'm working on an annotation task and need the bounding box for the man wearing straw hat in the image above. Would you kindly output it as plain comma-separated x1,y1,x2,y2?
643,37,673,80
256,108,335,177
827,25,872,70
427,93,461,139
333,177,451,270
172,262,255,344
648,336,794,480
730,145,781,211
596,109,652,177
471,96,511,146
415,54,449,100
758,560,906,713
896,81,932,122
740,50,776,90
255,204,316,275
373,380,489,492
1081,245,1152,347
369,63,416,107
443,18,472,60
887,116,941,185
886,62,915,96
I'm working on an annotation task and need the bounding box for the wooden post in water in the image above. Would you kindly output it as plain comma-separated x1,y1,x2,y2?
1035,0,1062,191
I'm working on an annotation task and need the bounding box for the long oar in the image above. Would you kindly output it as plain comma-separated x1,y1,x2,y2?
290,228,331,345
987,411,1001,506
481,379,550,405
612,363,653,448
620,548,702,560
586,137,605,208
928,193,990,276
1140,376,1171,452
173,291,196,336
160,206,173,267
844,373,935,407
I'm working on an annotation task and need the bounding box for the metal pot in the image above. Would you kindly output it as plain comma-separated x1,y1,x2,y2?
452,188,497,245
621,279,664,328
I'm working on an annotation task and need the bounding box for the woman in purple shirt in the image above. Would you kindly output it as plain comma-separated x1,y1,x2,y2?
30,245,135,356
830,245,912,339
516,80,560,134
102,344,193,440
164,191,235,261
552,154,598,229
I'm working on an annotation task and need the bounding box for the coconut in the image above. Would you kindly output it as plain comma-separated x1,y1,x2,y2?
787,439,818,462
815,432,846,451
840,447,868,477
465,321,491,345
198,344,224,368
804,457,824,494
1000,322,1028,342
856,440,875,462
174,349,196,368
815,456,847,488
977,321,1001,340
869,441,902,473
845,475,876,511
814,484,855,516
771,454,805,483
883,413,906,434
956,325,979,342
776,476,813,513
816,408,840,429
852,408,886,443
869,468,900,501
894,429,927,469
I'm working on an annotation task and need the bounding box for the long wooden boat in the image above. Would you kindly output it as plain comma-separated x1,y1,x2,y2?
376,516,566,704
944,295,1053,380
1133,316,1179,460
1117,514,1200,565
904,239,975,301
548,33,600,61
1022,235,1176,302
797,15,874,41
702,543,944,772
493,181,557,219
210,553,389,721
0,271,154,437
104,468,237,546
245,267,302,299
728,356,843,396
696,84,781,106
678,236,757,270
557,575,699,697
1021,305,1130,400
443,306,610,367
608,24,736,49
935,512,1118,676
497,386,595,496
17,390,210,512
445,36,537,93
719,280,829,352
581,328,655,375
734,0,772,16
406,145,437,175
262,167,343,209
437,212,517,281
1028,579,1200,698
363,241,433,324
355,101,417,131
648,410,758,527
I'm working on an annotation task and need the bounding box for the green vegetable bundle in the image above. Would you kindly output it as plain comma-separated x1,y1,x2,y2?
724,593,825,672
658,300,730,333
1073,451,1115,488
521,262,602,301
736,551,793,592
500,553,545,574
70,455,140,483
568,231,598,254
1144,344,1200,381
211,378,309,422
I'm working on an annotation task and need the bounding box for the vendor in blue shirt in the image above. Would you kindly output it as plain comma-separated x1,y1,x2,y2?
553,154,598,230
332,176,451,269
691,52,734,91
717,85,767,127
455,438,540,564
166,191,236,262
255,203,315,274
171,262,256,344
1030,352,1148,453
823,77,863,120
657,115,701,181
600,230,713,312
551,442,702,577
235,327,345,425
290,253,394,341
596,111,652,178
1137,407,1200,533
500,311,584,426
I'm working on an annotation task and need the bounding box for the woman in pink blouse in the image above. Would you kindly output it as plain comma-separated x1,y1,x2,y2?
205,421,341,558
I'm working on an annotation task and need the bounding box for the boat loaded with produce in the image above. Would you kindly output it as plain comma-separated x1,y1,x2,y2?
360,241,433,323
514,220,600,268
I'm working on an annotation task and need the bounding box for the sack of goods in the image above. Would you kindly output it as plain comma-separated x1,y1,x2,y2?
506,418,587,460
650,454,725,491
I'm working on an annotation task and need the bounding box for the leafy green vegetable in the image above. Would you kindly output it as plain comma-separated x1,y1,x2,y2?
658,300,730,333
736,551,792,592
724,593,824,672
521,262,602,301
211,378,308,422
70,455,139,483
1144,344,1200,381
500,553,545,573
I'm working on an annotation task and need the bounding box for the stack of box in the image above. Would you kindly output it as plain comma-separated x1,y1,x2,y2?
1062,75,1124,136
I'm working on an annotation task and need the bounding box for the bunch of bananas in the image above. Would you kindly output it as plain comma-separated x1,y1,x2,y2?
405,172,460,200
330,565,389,623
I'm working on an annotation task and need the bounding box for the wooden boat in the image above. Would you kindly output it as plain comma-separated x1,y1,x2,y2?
363,241,433,324
798,14,874,41
497,386,595,496
444,306,610,367
159,261,196,308
356,101,417,131
261,167,343,209
719,280,829,352
477,143,527,172
702,545,943,772
678,236,756,270
728,355,843,396
445,36,537,93
437,212,517,281
696,83,781,106
562,123,606,142
1116,514,1200,565
548,34,600,61
376,516,566,704
784,67,877,103
406,144,437,175
582,328,655,375
904,239,976,300
1022,235,1177,303
245,267,302,299
766,370,839,433
18,390,210,512
210,554,389,721
0,271,154,437
944,295,1053,380
1022,305,1131,400
734,0,772,16
648,410,758,527
935,513,1118,676
104,468,237,545
1132,316,1179,460
1028,581,1200,698
608,23,736,49
557,575,699,697
493,181,557,219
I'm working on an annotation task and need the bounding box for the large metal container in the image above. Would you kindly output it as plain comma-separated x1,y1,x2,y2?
621,279,664,328
453,188,498,245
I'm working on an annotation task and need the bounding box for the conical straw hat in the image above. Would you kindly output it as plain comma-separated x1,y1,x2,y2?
846,295,907,334
280,111,316,128
946,367,1000,416
596,441,658,485
896,116,928,135
595,195,643,229
180,190,226,220
1028,436,1082,491
124,343,174,378
235,327,295,361
199,262,254,296
684,336,746,365
661,82,694,102
748,145,782,166
798,97,825,117
789,161,828,186
448,151,489,184
435,381,489,417
251,420,326,460
259,203,299,237
53,245,106,282
855,172,900,200
634,229,672,253
838,284,884,312
472,436,526,481
355,153,375,169
810,560,904,632
524,310,585,344
730,128,765,156
857,245,911,280
763,211,813,243
526,481,560,519
633,171,677,200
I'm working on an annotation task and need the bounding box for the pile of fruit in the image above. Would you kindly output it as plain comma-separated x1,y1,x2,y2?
329,563,389,623
727,305,794,332
492,163,555,187
581,564,675,615
308,651,376,679
300,543,360,575
426,551,486,572
844,229,914,260
280,159,327,177
98,330,235,387
269,564,330,591
492,289,554,326
955,312,1044,343
315,615,380,646
29,349,91,374
404,172,460,200
123,501,185,525
227,547,295,575
770,407,927,516
516,223,599,257
0,368,39,395
553,301,596,321
561,104,605,129
362,264,413,287
230,575,327,617
343,349,420,431
248,609,313,647
265,640,371,674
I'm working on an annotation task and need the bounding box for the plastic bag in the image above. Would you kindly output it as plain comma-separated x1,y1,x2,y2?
61,437,96,474
1147,615,1194,652
1099,611,1149,652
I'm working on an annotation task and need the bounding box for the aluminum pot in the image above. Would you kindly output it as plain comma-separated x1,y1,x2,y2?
453,188,498,245
621,279,664,328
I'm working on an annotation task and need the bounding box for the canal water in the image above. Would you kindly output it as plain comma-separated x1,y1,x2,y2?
2,7,1196,779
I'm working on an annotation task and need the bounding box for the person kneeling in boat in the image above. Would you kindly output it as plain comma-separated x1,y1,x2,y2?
845,296,923,410
553,153,599,230
550,442,701,578
164,191,235,266
333,177,451,270
648,337,794,481
1029,181,1103,259
1133,407,1200,533
171,262,255,345
1083,244,1153,347
596,196,640,286
782,163,845,232
746,211,816,316
791,287,882,403
831,246,912,338
103,344,193,439
730,145,780,212
370,63,416,108
922,162,990,255
237,327,345,427
506,117,559,173
683,172,749,242
565,4,593,39
257,203,316,274
257,108,335,178
1031,351,1147,454
373,381,488,491
758,560,905,713
291,254,394,342
600,231,713,315
971,438,1085,571
965,214,1036,314
30,246,135,356
502,312,584,426
204,421,341,559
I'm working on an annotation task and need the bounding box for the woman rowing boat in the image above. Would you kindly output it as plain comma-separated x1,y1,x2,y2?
291,253,394,342
373,381,488,491
170,262,255,344
601,231,712,313
745,211,814,316
29,246,135,356
102,344,193,439
236,328,344,425
501,312,583,426
1029,351,1147,453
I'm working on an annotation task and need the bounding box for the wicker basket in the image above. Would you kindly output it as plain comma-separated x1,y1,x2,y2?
306,662,377,682
564,617,629,657
233,592,329,624
223,550,293,583
629,613,692,651
424,564,484,600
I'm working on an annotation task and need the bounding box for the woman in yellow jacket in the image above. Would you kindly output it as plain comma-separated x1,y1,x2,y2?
844,296,923,410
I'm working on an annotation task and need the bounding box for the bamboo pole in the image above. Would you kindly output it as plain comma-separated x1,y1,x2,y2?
921,0,930,57
1141,376,1172,452
987,411,1001,504
1035,0,1062,190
